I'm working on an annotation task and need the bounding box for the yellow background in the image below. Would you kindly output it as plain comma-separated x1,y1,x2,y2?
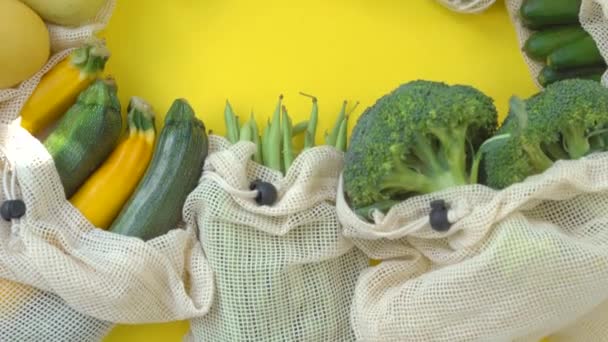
100,0,538,340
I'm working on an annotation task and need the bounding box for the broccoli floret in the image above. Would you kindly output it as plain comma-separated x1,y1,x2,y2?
483,79,608,189
344,80,498,209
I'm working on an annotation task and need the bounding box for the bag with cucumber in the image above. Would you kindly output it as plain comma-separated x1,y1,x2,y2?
0,78,214,340
0,0,115,124
185,96,368,342
506,0,608,87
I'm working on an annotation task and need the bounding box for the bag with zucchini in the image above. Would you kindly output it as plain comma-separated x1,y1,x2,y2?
185,97,368,341
506,0,608,87
0,0,116,124
0,79,214,340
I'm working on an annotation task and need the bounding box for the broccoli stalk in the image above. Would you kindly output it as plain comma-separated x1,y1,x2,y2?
380,126,472,195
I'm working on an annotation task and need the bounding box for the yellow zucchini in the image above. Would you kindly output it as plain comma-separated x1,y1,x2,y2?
70,97,156,229
20,38,110,136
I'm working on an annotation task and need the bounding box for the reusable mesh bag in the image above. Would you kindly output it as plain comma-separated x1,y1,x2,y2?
336,152,608,341
506,0,608,88
0,0,115,124
436,0,496,13
184,136,368,342
0,120,213,340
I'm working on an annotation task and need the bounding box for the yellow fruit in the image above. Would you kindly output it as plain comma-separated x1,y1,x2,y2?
20,38,110,135
0,0,50,88
19,0,107,26
70,97,156,229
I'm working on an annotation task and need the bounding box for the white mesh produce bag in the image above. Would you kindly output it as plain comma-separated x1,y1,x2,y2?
185,135,368,342
337,152,608,341
0,0,115,124
436,0,496,13
506,0,608,88
0,121,213,340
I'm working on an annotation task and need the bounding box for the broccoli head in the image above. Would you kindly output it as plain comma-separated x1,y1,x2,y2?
344,80,498,209
483,79,608,189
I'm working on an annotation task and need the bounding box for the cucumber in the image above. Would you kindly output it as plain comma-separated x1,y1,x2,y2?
523,26,587,61
109,99,208,241
520,0,581,29
538,65,605,87
43,78,122,198
547,35,605,70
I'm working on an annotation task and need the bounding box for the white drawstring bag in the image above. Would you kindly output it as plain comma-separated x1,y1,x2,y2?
1,2,213,340
0,121,214,340
337,152,608,341
506,0,608,88
436,0,496,14
185,136,368,342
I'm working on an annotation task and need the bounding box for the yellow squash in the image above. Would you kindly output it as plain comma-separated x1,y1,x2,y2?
20,37,110,136
70,97,156,229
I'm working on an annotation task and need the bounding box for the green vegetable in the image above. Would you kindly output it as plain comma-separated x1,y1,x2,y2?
266,95,283,172
300,92,318,149
538,65,604,87
110,99,208,240
483,79,608,189
326,101,347,146
282,106,294,172
44,78,122,198
520,0,581,29
343,80,498,209
292,121,309,136
251,114,263,164
240,115,253,142
335,116,348,152
225,100,240,143
547,35,605,71
523,26,588,62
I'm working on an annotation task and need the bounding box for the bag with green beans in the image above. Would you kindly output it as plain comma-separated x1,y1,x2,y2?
184,96,368,341
506,0,608,88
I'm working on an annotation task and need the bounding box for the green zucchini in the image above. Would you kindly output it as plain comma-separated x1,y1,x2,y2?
109,98,208,241
520,0,581,29
43,78,122,198
547,35,605,70
523,26,587,61
538,65,605,87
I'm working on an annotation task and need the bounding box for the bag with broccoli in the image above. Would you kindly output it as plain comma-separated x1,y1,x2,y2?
185,98,368,341
505,0,608,88
338,79,608,341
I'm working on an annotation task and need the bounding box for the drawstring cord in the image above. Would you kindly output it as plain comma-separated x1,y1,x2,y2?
202,171,259,200
0,145,22,237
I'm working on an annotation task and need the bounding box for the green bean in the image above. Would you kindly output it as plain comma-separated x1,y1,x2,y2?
300,93,318,150
282,106,294,173
326,100,347,146
224,100,240,143
335,116,348,152
266,95,283,171
239,118,253,142
250,112,263,164
262,119,271,167
292,121,309,136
